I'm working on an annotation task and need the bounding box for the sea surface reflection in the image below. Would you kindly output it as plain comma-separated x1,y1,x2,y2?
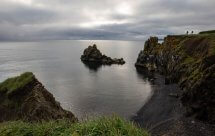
0,40,153,119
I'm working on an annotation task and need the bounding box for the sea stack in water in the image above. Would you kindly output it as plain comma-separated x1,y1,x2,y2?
81,44,125,65
0,72,77,122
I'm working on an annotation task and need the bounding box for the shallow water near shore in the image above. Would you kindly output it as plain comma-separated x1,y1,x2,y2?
0,40,153,119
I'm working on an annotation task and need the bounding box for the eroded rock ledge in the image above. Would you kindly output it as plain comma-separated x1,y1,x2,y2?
81,44,125,65
135,34,215,123
0,72,77,122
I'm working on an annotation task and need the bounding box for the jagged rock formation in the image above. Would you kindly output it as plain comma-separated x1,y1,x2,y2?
0,72,77,122
81,44,125,65
135,34,215,123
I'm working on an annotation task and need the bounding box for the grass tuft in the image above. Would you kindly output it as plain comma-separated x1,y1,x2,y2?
0,116,149,136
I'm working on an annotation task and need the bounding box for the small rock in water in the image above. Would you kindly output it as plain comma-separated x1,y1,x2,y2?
81,44,125,65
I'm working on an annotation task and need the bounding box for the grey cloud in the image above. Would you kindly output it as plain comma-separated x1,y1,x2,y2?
0,0,214,41
0,2,57,25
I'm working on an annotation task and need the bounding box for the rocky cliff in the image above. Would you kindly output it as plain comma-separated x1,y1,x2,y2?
135,34,215,123
0,72,77,122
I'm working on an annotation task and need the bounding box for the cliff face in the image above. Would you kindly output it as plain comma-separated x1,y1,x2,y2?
135,34,215,123
0,72,76,122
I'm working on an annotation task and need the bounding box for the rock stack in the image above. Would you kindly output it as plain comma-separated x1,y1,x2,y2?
81,44,125,65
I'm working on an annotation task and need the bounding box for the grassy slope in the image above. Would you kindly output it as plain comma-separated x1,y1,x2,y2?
0,72,34,95
0,72,35,112
199,30,215,34
150,34,215,84
177,34,215,85
0,116,149,136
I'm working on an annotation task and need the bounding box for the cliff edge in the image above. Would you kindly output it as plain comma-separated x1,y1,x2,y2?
0,72,76,122
135,33,215,123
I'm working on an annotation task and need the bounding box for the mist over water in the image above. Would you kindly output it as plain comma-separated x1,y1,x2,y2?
0,40,153,119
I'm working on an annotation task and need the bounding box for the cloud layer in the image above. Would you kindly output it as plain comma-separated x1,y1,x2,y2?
0,0,215,41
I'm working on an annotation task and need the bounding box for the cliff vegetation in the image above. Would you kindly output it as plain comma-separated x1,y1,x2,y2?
135,32,215,123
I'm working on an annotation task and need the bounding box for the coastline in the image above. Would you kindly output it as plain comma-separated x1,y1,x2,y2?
132,68,183,128
132,68,215,136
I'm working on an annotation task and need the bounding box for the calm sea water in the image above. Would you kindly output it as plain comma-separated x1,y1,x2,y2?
0,40,153,119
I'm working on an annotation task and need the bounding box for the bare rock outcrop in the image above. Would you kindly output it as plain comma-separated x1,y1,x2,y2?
81,44,125,65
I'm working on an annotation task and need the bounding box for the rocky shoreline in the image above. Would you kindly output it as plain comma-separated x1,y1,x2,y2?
132,69,215,136
132,69,183,128
135,34,215,123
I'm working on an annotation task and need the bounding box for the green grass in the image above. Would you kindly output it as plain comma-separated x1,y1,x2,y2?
208,36,215,56
199,30,215,34
0,72,34,95
0,116,149,136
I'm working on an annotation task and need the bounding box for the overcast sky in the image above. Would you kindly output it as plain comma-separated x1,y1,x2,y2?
0,0,215,41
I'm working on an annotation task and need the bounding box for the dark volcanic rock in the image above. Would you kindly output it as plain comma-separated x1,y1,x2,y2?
0,72,77,122
81,44,125,65
83,61,102,72
135,35,215,123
